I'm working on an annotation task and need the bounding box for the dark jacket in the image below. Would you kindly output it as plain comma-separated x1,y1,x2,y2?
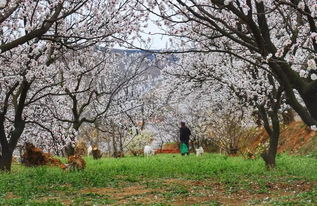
180,126,191,143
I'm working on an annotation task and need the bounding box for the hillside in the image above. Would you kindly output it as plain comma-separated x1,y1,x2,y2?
242,121,317,157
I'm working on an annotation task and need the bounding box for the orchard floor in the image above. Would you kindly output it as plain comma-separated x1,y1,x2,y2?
1,154,317,205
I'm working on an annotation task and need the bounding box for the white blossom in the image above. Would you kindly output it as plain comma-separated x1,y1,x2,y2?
299,70,307,78
311,73,317,81
224,0,233,6
307,59,317,70
298,2,305,11
310,125,317,131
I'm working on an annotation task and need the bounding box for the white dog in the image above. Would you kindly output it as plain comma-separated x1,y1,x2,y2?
144,145,155,157
195,146,204,156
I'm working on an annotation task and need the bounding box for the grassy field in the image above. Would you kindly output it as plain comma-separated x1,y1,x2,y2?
0,154,316,205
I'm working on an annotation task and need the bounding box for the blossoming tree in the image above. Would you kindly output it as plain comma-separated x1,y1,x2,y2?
0,0,144,171
142,0,317,127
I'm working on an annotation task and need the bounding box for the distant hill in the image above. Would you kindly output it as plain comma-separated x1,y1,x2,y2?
96,47,178,62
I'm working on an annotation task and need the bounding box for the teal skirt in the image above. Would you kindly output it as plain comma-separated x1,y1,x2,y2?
180,143,188,154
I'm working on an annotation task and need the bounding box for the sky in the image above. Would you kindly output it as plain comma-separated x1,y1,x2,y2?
141,19,170,50
120,12,171,50
0,0,6,8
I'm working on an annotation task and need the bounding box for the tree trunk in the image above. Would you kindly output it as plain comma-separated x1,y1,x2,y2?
0,150,13,171
261,113,280,170
282,109,295,125
64,143,75,157
258,98,281,170
228,146,239,155
252,111,262,127
112,134,118,157
261,130,279,169
0,74,30,172
119,134,124,155
0,118,26,172
269,62,317,126
302,93,317,124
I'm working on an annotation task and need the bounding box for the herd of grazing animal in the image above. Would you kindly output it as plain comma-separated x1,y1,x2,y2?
13,142,206,171
20,142,86,171
144,145,205,157
17,141,103,171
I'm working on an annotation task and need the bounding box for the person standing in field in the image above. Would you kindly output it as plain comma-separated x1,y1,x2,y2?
179,121,191,156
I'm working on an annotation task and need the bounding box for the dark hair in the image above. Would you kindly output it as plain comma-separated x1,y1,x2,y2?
180,122,185,126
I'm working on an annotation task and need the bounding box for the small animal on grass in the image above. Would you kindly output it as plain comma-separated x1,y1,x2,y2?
91,147,102,160
62,155,86,171
74,140,88,156
195,146,204,156
144,145,155,157
246,150,256,160
21,142,63,167
12,155,21,164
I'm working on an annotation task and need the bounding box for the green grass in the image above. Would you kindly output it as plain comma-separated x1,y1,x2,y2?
0,154,316,205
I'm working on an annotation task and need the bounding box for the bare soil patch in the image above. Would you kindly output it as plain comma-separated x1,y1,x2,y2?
30,178,316,205
4,192,20,200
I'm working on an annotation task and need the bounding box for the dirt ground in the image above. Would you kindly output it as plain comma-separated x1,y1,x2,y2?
20,178,316,205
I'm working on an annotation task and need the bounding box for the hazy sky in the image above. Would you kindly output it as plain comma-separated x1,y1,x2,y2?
132,12,170,50
142,19,170,50
114,10,171,50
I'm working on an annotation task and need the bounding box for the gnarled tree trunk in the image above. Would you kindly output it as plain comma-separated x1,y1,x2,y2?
0,79,29,171
0,148,13,171
259,103,281,169
258,80,282,169
261,127,279,169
